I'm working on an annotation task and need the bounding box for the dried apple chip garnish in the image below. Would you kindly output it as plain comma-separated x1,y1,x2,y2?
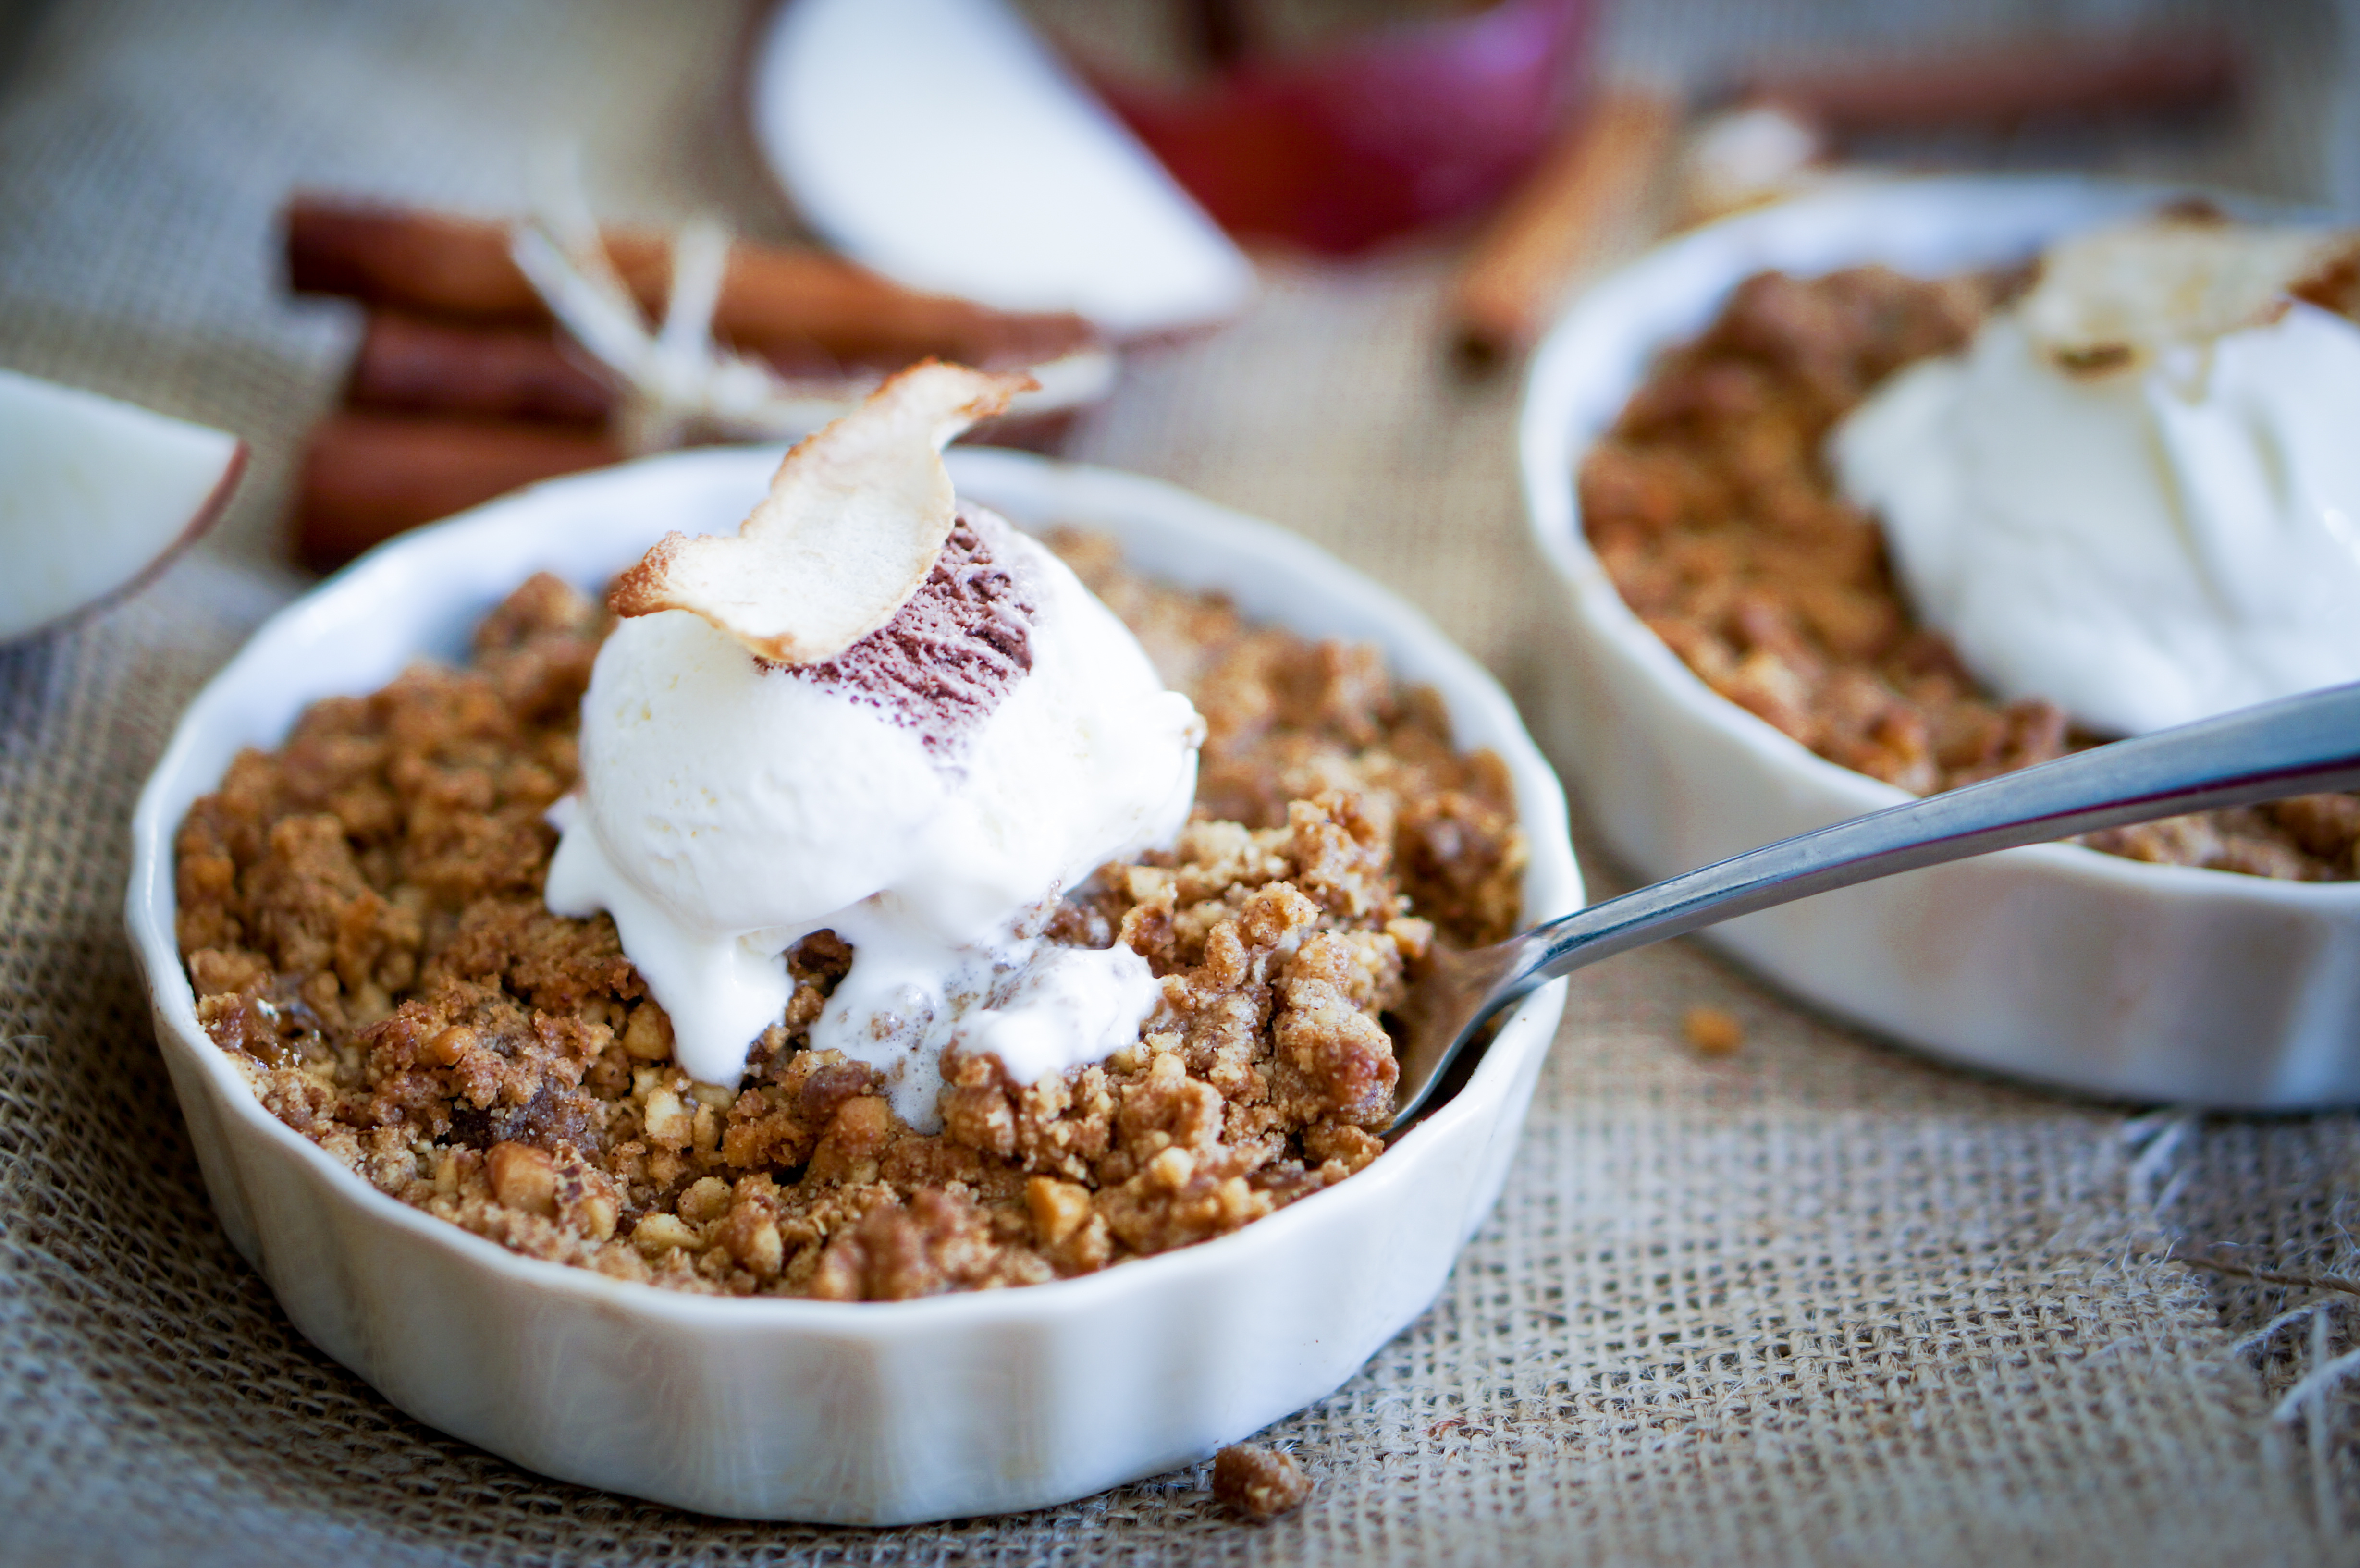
2021,214,2360,375
609,360,1033,662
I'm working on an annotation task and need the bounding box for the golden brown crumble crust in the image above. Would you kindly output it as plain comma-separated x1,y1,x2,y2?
1579,264,2360,881
176,543,1526,1299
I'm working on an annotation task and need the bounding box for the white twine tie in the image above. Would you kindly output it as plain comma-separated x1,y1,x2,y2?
508,156,1113,457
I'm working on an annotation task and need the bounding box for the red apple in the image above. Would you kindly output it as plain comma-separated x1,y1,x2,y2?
1094,0,1598,257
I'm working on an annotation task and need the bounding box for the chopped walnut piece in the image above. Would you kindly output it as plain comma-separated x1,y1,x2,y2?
1683,1006,1745,1056
484,1141,557,1215
1212,1442,1312,1520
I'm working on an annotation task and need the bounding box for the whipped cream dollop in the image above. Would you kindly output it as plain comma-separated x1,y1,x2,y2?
1831,222,2360,737
546,503,1201,1124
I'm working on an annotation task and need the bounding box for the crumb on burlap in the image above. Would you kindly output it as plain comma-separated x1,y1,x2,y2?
176,550,1526,1300
1579,264,2360,881
1683,1005,1745,1056
1212,1442,1311,1521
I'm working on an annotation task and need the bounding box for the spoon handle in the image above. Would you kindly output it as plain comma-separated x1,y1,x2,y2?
1504,681,2360,998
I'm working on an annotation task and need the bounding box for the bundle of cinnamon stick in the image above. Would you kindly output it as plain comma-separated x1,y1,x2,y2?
287,195,1100,571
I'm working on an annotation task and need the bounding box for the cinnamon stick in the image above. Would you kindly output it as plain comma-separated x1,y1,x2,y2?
346,311,615,426
342,310,947,427
283,194,1100,366
1450,87,1681,369
1736,28,2239,137
291,403,1081,573
293,411,618,573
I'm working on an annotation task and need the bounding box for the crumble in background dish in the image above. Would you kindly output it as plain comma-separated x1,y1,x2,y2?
1579,264,2360,880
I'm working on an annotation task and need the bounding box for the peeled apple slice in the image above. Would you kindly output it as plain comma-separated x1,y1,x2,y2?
0,369,246,644
748,0,1254,338
609,361,1028,663
2020,216,2360,371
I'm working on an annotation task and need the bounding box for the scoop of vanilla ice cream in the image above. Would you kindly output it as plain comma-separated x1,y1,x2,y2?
1831,296,2360,737
546,508,1200,1111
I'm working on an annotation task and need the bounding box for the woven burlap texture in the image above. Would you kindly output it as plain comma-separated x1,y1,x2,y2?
5,1,2360,1563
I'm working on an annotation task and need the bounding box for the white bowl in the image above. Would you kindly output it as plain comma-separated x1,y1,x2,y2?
1520,174,2360,1111
125,446,1580,1523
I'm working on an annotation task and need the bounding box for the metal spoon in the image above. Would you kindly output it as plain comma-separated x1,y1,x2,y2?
1389,682,2360,1133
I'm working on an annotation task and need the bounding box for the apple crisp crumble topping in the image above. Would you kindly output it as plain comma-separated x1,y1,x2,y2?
1579,265,2360,880
174,543,1525,1299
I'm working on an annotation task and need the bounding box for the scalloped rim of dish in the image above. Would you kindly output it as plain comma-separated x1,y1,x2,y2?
1520,172,2360,920
125,444,1582,1336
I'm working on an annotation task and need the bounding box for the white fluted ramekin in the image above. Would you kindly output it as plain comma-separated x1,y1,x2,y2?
126,447,1580,1522
1520,174,2360,1109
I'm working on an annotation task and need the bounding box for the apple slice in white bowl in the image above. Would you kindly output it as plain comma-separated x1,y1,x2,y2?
0,368,246,644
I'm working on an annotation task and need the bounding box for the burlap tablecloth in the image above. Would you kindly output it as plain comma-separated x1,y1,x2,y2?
6,2,2360,1562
